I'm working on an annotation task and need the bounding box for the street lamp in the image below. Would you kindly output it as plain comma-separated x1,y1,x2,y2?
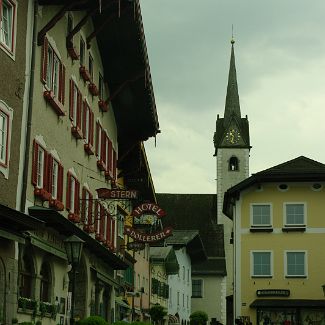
64,235,84,325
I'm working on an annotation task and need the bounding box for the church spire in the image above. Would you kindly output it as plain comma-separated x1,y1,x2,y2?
224,39,241,123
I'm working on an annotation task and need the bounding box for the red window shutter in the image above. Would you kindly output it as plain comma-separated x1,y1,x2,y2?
41,37,48,83
89,111,94,146
42,151,49,191
69,79,74,120
31,140,39,186
81,187,86,223
82,101,87,139
66,172,71,211
76,90,82,130
57,163,64,202
88,193,93,226
75,179,80,215
113,149,117,180
47,155,53,195
112,218,116,249
101,131,106,166
108,139,112,174
100,206,105,239
59,63,66,104
95,121,100,156
94,201,99,234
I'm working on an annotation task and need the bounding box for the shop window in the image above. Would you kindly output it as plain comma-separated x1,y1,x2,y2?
285,251,306,277
229,156,239,171
251,204,272,227
40,262,51,302
192,279,203,298
251,251,272,277
0,0,17,57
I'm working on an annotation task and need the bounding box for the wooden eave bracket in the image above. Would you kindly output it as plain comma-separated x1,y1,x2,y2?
37,2,77,46
86,5,131,49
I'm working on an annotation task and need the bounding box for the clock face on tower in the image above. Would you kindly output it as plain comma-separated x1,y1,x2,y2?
225,128,241,144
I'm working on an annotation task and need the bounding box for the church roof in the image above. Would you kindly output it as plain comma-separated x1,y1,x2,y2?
223,156,325,219
156,193,226,275
214,41,250,154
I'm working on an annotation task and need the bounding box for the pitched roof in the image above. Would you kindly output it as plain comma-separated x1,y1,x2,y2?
150,246,179,275
156,193,226,275
223,156,325,219
165,230,207,264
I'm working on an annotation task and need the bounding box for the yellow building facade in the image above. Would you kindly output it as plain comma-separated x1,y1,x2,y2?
224,156,325,325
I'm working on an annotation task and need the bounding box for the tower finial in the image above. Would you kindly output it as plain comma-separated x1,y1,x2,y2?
231,24,235,44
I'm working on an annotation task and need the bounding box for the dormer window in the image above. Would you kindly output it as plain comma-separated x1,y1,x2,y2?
229,156,239,171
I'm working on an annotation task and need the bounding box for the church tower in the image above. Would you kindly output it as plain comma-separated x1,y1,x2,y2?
213,40,251,309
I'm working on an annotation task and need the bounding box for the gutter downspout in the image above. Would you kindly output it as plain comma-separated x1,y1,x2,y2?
20,0,38,213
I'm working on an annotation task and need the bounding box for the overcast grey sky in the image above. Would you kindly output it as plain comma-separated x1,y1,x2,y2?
140,0,325,194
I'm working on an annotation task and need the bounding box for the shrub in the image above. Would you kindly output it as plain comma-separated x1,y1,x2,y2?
112,322,128,325
132,322,152,325
18,323,34,325
149,305,167,324
190,311,208,325
78,316,108,325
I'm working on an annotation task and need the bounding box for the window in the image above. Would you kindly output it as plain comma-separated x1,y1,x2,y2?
182,266,185,281
187,269,190,283
192,279,203,298
47,154,64,209
40,262,51,302
89,54,94,81
251,204,271,227
99,73,104,100
177,291,179,306
0,0,16,56
81,187,93,232
79,37,85,66
0,101,13,176
285,203,305,226
169,287,172,307
229,156,239,171
286,251,306,277
19,253,34,298
82,101,94,154
69,79,82,138
182,293,184,307
41,37,65,114
118,213,124,238
66,172,80,221
251,251,272,277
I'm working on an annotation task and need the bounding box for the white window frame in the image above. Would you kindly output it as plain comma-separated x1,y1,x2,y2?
283,202,306,227
36,146,45,189
0,100,12,178
285,250,307,278
0,0,17,59
251,250,273,278
250,203,272,228
51,158,58,199
69,175,76,213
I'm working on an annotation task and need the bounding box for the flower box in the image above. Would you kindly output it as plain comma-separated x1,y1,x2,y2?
97,160,106,171
83,224,94,233
71,126,83,139
84,143,94,155
49,198,64,211
67,45,79,60
88,83,99,96
79,66,91,82
43,90,65,116
98,99,109,112
34,188,51,201
95,233,104,242
68,212,80,223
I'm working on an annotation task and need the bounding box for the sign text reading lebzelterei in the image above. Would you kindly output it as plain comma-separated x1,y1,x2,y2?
124,226,172,242
96,188,138,199
131,203,166,218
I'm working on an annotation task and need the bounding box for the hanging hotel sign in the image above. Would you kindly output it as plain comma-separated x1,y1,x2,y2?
96,188,138,199
131,203,166,218
256,289,290,297
124,226,173,243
